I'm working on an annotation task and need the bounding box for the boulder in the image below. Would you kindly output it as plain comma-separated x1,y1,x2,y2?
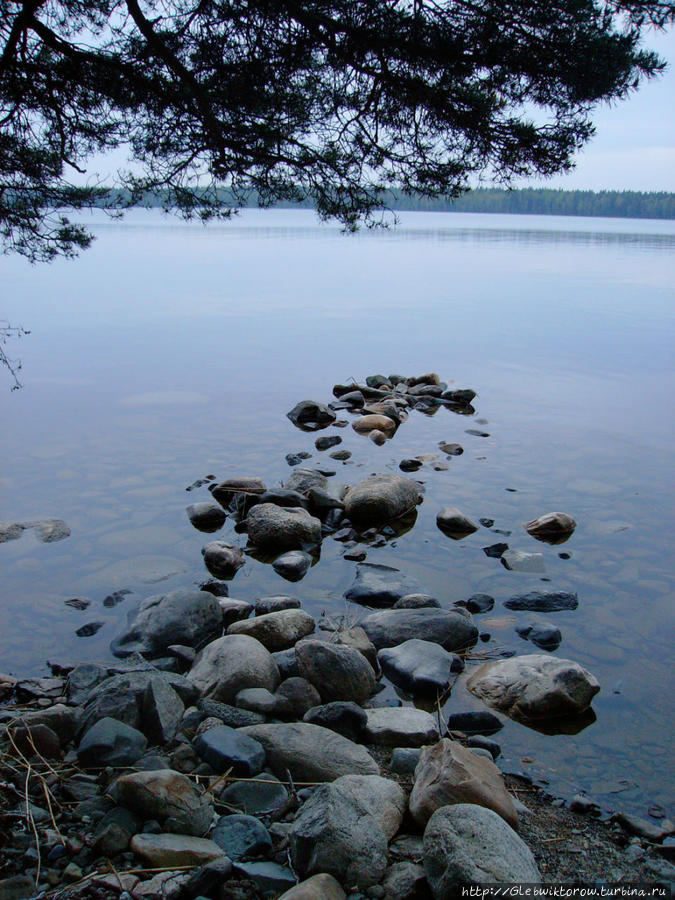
188,634,280,703
524,511,577,543
256,595,301,616
278,874,347,900
77,717,147,768
295,638,376,704
110,589,222,658
344,475,422,528
247,504,322,552
275,677,322,718
363,707,439,747
409,739,517,829
466,654,600,720
445,711,504,736
194,725,266,776
219,773,288,818
423,804,541,891
287,400,337,430
211,813,272,860
186,502,226,532
239,723,379,782
283,469,327,495
236,687,285,717
202,541,246,579
303,701,368,742
227,609,316,652
378,639,463,695
333,626,378,669
218,598,253,627
394,593,441,610
142,676,184,744
516,621,562,651
344,562,416,608
210,477,266,515
352,414,397,435
381,862,429,900
360,607,478,652
436,507,478,538
130,833,225,867
112,769,213,836
272,550,312,581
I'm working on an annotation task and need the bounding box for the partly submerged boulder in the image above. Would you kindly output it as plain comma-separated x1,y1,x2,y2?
343,475,423,529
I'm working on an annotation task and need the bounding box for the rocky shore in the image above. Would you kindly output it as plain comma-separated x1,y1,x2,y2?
1,373,673,899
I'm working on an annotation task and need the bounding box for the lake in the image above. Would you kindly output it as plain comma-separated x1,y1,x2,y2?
1,208,674,820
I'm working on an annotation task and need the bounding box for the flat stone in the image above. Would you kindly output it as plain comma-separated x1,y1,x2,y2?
363,707,439,747
130,833,225,867
360,607,478,652
378,639,463,696
227,609,315,652
505,590,578,612
231,861,297,894
194,725,266,777
445,711,504,736
344,562,416,608
393,593,441,610
211,813,272,860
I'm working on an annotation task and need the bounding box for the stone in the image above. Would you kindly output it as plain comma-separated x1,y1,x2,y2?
273,648,300,679
360,607,478,652
286,452,311,466
369,429,387,445
391,747,422,775
439,442,464,455
112,769,213,835
436,507,478,538
78,717,147,767
344,475,422,528
315,435,342,450
14,704,77,744
466,654,600,720
409,739,518,829
442,388,476,404
188,634,280,703
256,595,301,616
210,477,266,515
295,638,376,704
199,578,230,597
92,807,140,856
505,590,578,612
344,562,416,608
382,862,430,900
287,400,337,430
236,686,283,715
272,550,312,581
211,813,272,860
34,519,71,542
275,677,322,718
445,711,504,736
363,707,440,747
130,833,225,867
483,542,509,558
378,639,463,696
142,676,184,744
9,723,61,760
465,594,494,614
202,541,246,578
258,488,309,509
400,459,423,472
194,725,266,776
278,873,347,900
198,697,266,728
178,857,233,899
186,502,226,532
330,449,352,460
515,621,562,651
423,804,541,890
394,593,441,610
283,468,327,495
227,609,315,652
219,773,288,817
333,626,378,669
352,414,397,436
524,512,577,543
303,701,368,742
219,598,254,627
231,862,297,894
467,736,501,759
501,549,545,573
247,504,322,552
239,723,379,782
110,589,222,658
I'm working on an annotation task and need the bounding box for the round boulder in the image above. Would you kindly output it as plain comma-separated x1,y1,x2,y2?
295,639,377,704
247,504,322,552
343,475,423,529
188,635,280,703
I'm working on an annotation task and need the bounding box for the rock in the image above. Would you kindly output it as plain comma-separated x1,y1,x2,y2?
256,595,301,616
344,475,422,528
275,677,322,718
303,701,368,742
14,704,77,744
467,736,501,759
34,519,71,543
273,647,300,679
212,813,272,860
369,429,387,445
442,388,476,404
408,373,440,387
194,724,266,776
218,598,253,627
78,717,147,767
333,626,378,669
198,697,265,727
295,638,376,704
219,772,289,817
278,873,347,900
200,578,229,597
92,807,140,856
423,804,541,890
524,512,577,543
409,739,517,829
289,775,405,887
614,812,670,842
465,594,494,614
436,507,478,538
283,468,328,495
330,449,352,460
400,459,423,472
178,857,233,899
210,477,267,515
186,503,226,532
382,862,430,900
202,541,246,579
0,876,35,900
110,589,222,659
239,723,379,781
505,590,578,612
287,400,337,430
390,747,422,775
112,769,213,835
227,609,315,652
445,711,504,735
143,677,184,744
352,414,397,436
272,550,312,581
315,435,342,451
231,861,297,894
130,833,225,867
247,504,322,552
515,621,562,651
439,442,463,455
286,452,311,466
75,620,105,637
378,640,463,696
466,654,600,720
363,707,440,747
483,542,509,558
501,549,545,573
236,686,284,716
344,562,416,608
394,593,441,610
188,634,280,703
360,607,478,652
258,488,309,509
9,723,61,760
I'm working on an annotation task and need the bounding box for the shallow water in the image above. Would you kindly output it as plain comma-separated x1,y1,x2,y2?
1,208,674,819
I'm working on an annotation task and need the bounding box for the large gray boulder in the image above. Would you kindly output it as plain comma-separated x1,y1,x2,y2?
227,609,316,652
188,635,280,703
289,775,406,888
343,475,423,528
378,639,463,696
295,639,376,704
466,654,600,720
111,769,213,836
110,589,222,658
247,504,322,552
423,804,541,892
360,607,478,652
239,723,379,782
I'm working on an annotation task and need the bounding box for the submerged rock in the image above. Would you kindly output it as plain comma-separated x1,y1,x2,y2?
344,562,416,608
436,507,478,538
287,400,337,430
344,475,423,529
524,511,577,543
505,590,578,612
202,541,246,578
516,620,562,651
186,502,226,532
501,549,545,573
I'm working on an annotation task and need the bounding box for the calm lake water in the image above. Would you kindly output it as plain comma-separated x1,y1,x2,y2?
1,208,674,819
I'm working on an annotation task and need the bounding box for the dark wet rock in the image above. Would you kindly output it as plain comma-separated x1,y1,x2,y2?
614,812,671,842
442,388,476,404
227,608,315,652
465,428,490,437
197,698,266,728
219,772,288,817
231,861,297,894
501,549,545,573
218,597,253,627
282,468,327,496
142,676,184,744
67,663,108,704
194,725,266,777
315,435,342,451
505,590,578,612
524,511,577,543
439,442,464,456
407,372,440,387
272,648,300,679
343,548,366,561
202,541,246,579
360,607,478,652
256,595,301,616
408,382,443,397
13,704,78,744
483,543,508,558
330,449,352,461
186,502,226,532
399,458,423,472
247,503,322,552
286,452,310,466
14,675,64,702
275,677,322,718
436,507,478,538
287,400,337,430
239,723,379,781
111,588,222,659
363,707,440,747
467,654,600,720
303,701,368,742
394,593,441,610
76,621,104,637
77,717,147,767
466,594,495,614
92,806,140,856
344,562,416,608
212,813,272,860
378,639,463,696
272,550,312,581
423,804,541,890
65,596,91,610
258,489,309,510
445,711,504,736
295,638,376,704
188,634,280,703
516,621,562,651
9,723,61,760
199,578,230,597
210,477,267,516
381,861,429,900
467,736,501,759
276,873,347,900
306,486,345,519
344,474,422,529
